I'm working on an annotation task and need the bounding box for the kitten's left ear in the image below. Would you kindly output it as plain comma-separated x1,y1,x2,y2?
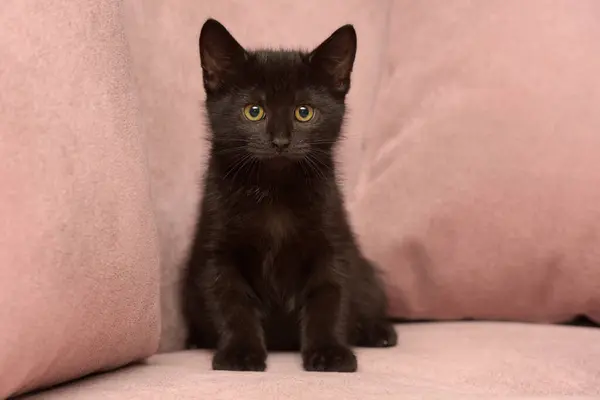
309,25,357,94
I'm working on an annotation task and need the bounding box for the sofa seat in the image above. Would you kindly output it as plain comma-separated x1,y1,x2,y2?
27,322,600,399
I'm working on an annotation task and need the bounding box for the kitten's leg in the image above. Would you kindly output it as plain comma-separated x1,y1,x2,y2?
204,255,267,371
353,257,398,348
355,318,397,348
182,274,218,349
301,281,357,372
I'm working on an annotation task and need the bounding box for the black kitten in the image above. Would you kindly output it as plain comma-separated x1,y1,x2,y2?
182,19,397,373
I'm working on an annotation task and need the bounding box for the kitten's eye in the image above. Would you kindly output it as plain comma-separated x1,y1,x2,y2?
243,105,265,121
294,105,314,122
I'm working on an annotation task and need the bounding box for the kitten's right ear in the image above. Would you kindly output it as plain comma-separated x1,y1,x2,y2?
199,19,247,92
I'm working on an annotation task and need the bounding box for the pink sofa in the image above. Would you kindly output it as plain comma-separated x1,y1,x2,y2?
2,0,599,398
21,323,600,399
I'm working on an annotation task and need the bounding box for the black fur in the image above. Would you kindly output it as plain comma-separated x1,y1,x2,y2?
182,19,396,373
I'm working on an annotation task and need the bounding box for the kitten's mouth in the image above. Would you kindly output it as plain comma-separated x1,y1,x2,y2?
262,153,296,166
253,149,304,162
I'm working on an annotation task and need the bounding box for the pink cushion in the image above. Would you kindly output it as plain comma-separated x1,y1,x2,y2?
351,0,600,323
26,323,600,398
0,1,160,397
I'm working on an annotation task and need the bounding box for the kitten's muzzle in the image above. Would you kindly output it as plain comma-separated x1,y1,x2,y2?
271,137,290,151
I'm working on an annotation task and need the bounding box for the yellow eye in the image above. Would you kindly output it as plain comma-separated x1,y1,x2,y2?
294,105,314,122
243,104,265,121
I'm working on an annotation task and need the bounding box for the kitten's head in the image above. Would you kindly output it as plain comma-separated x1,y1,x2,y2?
199,19,356,166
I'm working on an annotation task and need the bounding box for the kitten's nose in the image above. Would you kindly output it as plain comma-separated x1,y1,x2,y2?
271,137,290,150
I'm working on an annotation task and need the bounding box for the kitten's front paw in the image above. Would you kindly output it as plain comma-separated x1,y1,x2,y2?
302,344,357,372
356,321,398,348
212,344,267,371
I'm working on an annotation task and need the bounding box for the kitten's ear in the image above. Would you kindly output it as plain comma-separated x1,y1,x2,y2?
309,25,357,94
199,19,247,92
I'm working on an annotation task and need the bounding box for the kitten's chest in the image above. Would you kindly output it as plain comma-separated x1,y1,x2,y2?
255,205,302,285
242,203,315,308
257,203,297,245
237,189,310,240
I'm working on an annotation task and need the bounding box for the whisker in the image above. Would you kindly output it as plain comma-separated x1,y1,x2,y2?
231,154,253,183
222,154,251,181
308,140,338,144
213,147,248,155
308,148,334,157
304,154,327,181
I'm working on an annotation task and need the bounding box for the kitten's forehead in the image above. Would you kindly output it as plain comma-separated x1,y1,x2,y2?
253,50,305,66
246,50,310,92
